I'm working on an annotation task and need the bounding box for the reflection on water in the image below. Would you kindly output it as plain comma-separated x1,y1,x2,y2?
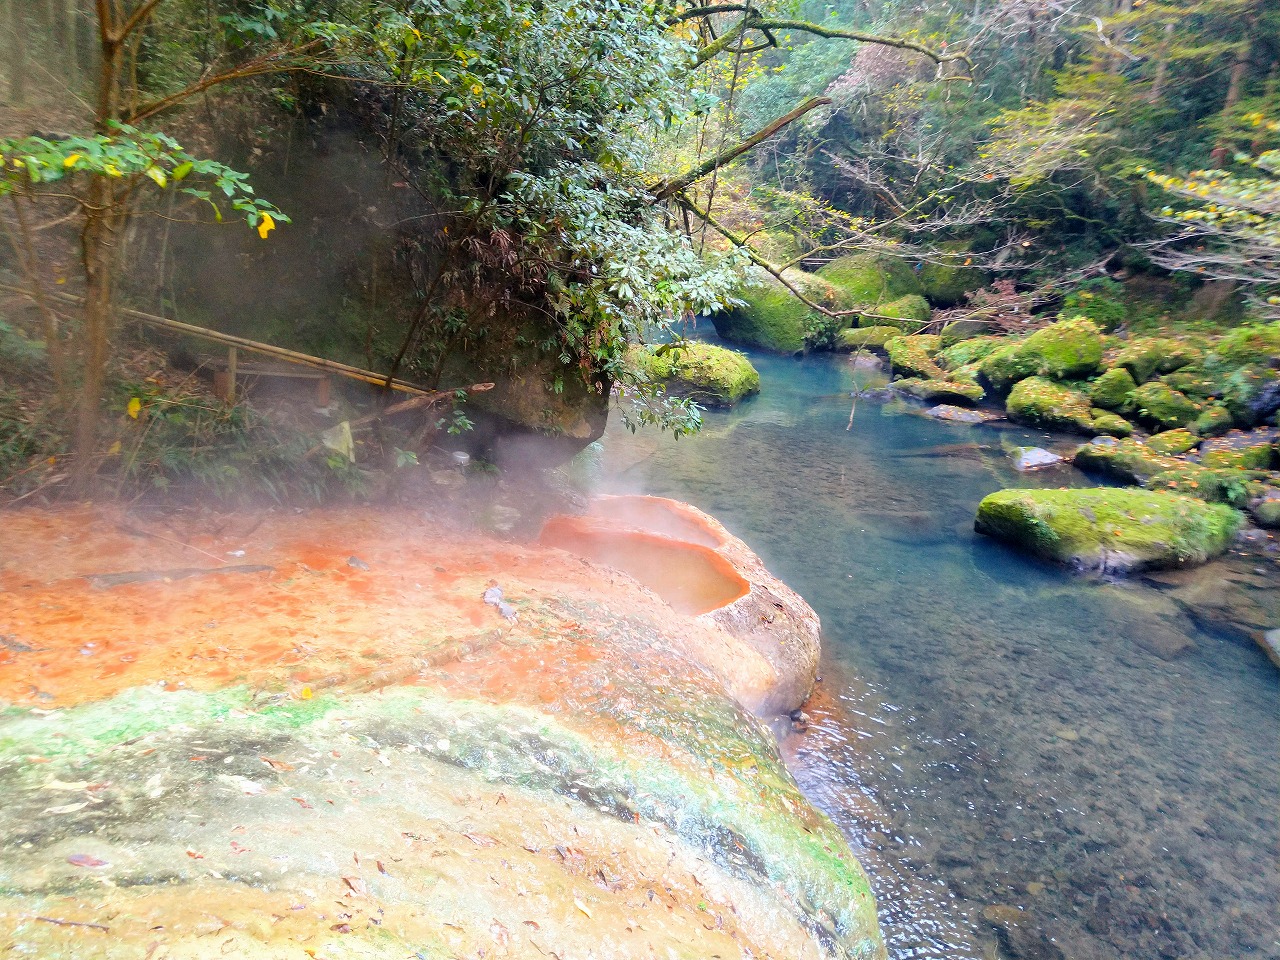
596,338,1280,960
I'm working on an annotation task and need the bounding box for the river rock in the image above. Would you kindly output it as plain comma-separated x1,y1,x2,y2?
926,404,1000,424
974,487,1244,574
1010,446,1064,471
1260,629,1280,668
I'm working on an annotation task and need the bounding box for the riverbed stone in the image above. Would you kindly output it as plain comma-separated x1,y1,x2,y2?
894,376,985,404
838,325,901,351
1198,427,1277,471
1146,429,1198,456
1010,446,1065,471
1088,366,1138,410
925,404,1001,423
974,487,1244,574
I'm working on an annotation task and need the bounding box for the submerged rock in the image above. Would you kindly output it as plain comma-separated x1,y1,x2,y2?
925,404,1001,424
974,487,1244,574
1010,446,1065,471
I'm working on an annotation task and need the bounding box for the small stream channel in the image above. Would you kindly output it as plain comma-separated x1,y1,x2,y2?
593,334,1280,960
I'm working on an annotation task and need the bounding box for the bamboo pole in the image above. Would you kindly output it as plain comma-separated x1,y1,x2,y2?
0,284,434,396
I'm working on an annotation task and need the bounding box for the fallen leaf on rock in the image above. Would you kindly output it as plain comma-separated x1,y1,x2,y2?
43,780,90,791
44,801,89,814
291,797,314,809
574,899,592,919
260,757,295,772
66,854,109,868
522,920,541,930
376,861,388,876
330,923,351,933
341,876,367,896
464,833,498,847
491,920,510,945
230,841,250,854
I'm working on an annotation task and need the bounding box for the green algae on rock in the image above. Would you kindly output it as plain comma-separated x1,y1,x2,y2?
868,294,933,333
1089,411,1134,438
1074,437,1182,484
938,336,1001,370
974,487,1244,574
894,376,985,404
1111,337,1202,384
632,342,761,408
1006,377,1097,433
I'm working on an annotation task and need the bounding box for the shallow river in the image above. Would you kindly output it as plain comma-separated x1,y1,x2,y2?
593,337,1280,960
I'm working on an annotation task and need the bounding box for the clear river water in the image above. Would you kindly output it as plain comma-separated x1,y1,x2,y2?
592,333,1279,960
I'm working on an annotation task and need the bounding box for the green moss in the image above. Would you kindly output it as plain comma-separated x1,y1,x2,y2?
1127,381,1202,430
978,317,1103,391
872,294,933,333
918,245,985,307
939,319,991,346
1111,337,1203,384
1006,377,1096,433
717,269,836,353
1074,437,1182,484
1087,366,1137,410
837,325,900,350
1146,429,1198,455
894,376,985,404
974,487,1244,573
1207,323,1280,367
1148,466,1270,510
1160,367,1218,399
1252,493,1280,529
1061,282,1126,332
1200,442,1274,471
1089,411,1134,438
1193,402,1234,437
885,334,941,376
633,342,761,407
938,337,1001,370
817,254,922,307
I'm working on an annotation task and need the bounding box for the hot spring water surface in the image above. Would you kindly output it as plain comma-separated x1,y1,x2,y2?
594,338,1279,960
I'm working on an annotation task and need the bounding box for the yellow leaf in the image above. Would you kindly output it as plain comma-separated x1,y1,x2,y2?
107,440,122,456
574,899,592,919
299,686,313,700
63,154,81,169
257,212,276,240
145,166,167,188
126,397,141,419
105,164,122,178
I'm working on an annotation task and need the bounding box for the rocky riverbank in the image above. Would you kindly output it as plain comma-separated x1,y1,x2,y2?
0,504,884,960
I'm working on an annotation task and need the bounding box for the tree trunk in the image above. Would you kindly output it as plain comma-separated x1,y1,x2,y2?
70,179,120,493
7,1,29,106
1147,22,1174,104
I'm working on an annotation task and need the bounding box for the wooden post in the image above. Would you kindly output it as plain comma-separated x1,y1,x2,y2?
226,346,237,404
315,376,331,407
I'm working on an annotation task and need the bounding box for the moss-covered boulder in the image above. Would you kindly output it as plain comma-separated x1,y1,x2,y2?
1006,377,1097,433
1149,466,1271,510
632,342,761,408
1198,428,1277,470
885,335,943,379
869,294,933,333
918,247,986,307
1146,429,1199,456
938,337,1001,370
979,317,1103,391
1088,366,1138,410
818,253,922,307
894,376,985,404
1090,411,1134,438
1111,337,1202,384
1193,402,1235,437
1251,489,1280,529
939,319,991,346
1060,283,1127,331
974,487,1243,574
1127,381,1202,430
837,325,900,351
716,268,839,353
1207,322,1280,367
1074,437,1182,484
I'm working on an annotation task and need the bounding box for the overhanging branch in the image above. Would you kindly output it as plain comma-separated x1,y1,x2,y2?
651,96,831,201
